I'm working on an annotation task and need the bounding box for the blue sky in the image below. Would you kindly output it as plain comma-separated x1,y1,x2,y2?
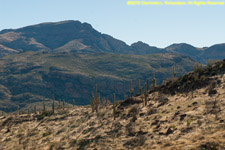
0,0,224,48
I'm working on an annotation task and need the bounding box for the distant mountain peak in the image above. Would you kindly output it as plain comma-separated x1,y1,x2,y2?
131,41,166,54
165,43,196,50
131,41,150,48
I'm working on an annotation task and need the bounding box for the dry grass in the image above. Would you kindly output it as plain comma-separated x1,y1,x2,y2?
0,75,225,149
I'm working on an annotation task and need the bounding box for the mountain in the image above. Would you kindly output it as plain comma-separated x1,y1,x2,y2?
201,43,225,61
131,41,167,54
0,59,224,149
0,20,224,112
0,51,195,112
165,43,202,57
165,43,225,64
0,20,162,55
0,20,224,64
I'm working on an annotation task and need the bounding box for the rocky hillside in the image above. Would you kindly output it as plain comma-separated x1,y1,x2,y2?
0,59,224,150
0,51,195,112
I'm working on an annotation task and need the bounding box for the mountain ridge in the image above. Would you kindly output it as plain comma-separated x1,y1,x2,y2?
0,20,224,64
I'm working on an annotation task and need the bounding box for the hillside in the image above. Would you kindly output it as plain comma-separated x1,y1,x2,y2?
0,59,224,150
0,51,195,112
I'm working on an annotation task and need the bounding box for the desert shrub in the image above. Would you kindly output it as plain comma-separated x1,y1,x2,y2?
147,108,157,115
27,130,39,137
82,127,94,135
48,141,64,150
207,59,220,67
37,111,52,120
78,136,102,149
193,63,204,73
43,130,52,137
56,127,66,135
123,136,146,148
70,139,77,147
126,125,135,136
172,124,176,130
199,142,219,150
128,106,139,117
118,97,142,109
156,93,169,107
57,110,69,115
186,120,191,126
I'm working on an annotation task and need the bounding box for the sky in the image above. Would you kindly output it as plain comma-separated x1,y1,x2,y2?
0,0,225,48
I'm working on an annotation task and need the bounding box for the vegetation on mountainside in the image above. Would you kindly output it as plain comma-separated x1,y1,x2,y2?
0,51,195,112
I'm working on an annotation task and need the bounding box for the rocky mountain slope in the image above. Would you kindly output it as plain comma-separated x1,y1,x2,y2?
0,59,224,150
0,51,195,112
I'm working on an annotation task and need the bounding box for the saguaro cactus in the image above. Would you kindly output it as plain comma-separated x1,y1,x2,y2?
91,92,95,112
130,81,134,97
58,98,61,109
144,82,148,106
73,98,75,107
113,93,116,120
146,79,149,91
98,93,101,110
63,99,65,110
34,105,37,114
43,100,46,112
138,80,142,95
172,64,176,78
152,73,156,88
17,105,20,115
95,84,99,113
52,95,55,114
